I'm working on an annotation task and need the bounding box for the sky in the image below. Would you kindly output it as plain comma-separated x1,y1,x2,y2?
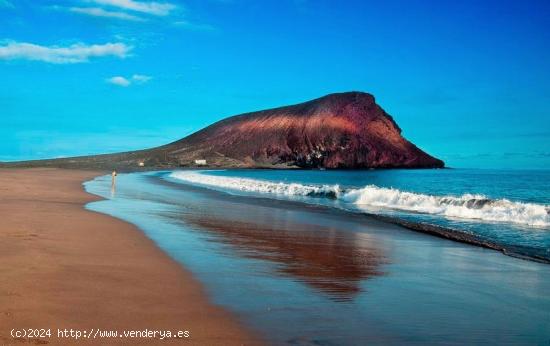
1,0,549,169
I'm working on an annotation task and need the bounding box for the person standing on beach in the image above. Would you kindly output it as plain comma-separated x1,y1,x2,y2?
111,170,117,189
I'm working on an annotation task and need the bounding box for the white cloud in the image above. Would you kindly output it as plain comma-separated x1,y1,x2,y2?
69,7,145,21
107,76,131,87
107,74,152,86
131,74,152,83
0,41,132,64
90,0,176,16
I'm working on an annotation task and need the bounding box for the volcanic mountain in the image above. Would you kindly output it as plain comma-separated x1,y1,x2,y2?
3,92,444,170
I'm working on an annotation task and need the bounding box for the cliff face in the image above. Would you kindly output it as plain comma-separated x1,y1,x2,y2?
166,92,444,168
1,92,444,170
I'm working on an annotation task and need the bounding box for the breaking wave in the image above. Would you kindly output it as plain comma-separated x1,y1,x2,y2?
170,171,341,198
169,171,550,227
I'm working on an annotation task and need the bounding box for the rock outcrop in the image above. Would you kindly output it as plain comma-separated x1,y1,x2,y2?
2,92,444,169
166,91,444,168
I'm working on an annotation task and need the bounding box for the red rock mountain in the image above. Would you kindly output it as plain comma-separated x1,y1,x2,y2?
2,92,444,169
166,91,444,168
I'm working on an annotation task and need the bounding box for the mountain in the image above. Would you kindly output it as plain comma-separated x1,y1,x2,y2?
1,92,444,170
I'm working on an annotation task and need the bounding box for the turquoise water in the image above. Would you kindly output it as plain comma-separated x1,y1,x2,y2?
84,170,550,344
169,169,550,261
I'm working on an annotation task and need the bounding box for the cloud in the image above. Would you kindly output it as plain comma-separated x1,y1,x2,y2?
69,7,145,21
107,74,152,86
107,76,131,87
0,41,132,64
90,0,177,16
131,74,152,83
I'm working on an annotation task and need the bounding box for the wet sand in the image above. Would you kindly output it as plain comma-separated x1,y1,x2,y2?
84,171,550,344
0,168,260,345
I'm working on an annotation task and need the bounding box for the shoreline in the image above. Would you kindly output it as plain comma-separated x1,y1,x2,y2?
162,169,550,265
369,214,550,264
85,170,550,344
0,168,260,345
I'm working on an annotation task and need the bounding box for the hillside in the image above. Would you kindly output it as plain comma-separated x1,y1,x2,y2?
1,92,444,170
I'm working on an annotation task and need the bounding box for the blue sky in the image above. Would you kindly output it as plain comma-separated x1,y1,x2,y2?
1,0,549,168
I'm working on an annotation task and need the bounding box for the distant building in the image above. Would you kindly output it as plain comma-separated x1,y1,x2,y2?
138,161,145,167
194,159,207,166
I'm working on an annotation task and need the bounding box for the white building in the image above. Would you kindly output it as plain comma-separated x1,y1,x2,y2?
194,159,207,166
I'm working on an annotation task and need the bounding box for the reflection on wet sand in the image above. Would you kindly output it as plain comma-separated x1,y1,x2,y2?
171,196,387,301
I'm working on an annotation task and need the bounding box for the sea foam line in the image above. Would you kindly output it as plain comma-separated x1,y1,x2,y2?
169,171,550,227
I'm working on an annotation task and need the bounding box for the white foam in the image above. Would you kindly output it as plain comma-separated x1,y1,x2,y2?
169,171,550,227
341,186,549,227
170,171,341,198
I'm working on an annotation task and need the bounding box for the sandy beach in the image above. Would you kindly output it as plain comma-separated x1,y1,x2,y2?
0,168,260,345
1,168,549,345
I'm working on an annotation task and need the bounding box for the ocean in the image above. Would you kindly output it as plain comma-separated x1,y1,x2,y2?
84,169,550,344
169,168,550,261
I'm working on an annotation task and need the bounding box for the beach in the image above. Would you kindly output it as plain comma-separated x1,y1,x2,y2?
0,168,260,345
85,170,550,344
1,168,549,345
2,0,548,344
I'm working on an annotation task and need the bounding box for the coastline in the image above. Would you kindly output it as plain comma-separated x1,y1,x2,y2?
370,214,550,264
0,168,260,345
84,171,550,344
164,169,550,264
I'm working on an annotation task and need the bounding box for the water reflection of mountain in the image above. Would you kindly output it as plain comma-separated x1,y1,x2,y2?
178,200,387,301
